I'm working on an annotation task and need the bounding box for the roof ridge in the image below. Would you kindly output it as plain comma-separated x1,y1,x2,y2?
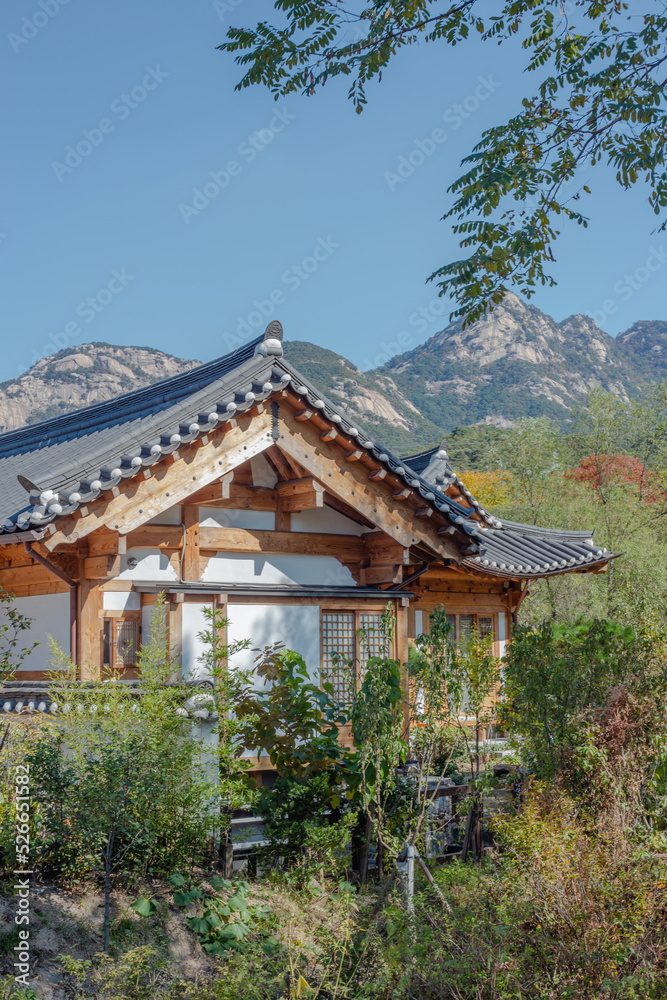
0,334,265,458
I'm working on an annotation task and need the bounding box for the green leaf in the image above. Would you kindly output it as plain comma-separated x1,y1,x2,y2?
131,896,158,918
186,916,211,934
168,872,186,887
173,889,203,906
220,922,249,940
209,875,233,890
227,896,247,912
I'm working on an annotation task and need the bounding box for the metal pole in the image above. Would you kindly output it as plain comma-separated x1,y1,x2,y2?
406,843,415,914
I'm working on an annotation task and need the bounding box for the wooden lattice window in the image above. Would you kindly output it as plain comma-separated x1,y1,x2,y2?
445,614,494,649
445,614,496,716
102,618,140,671
321,611,388,706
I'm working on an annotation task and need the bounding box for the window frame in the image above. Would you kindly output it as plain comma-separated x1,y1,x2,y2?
320,607,393,707
101,612,142,673
445,613,496,650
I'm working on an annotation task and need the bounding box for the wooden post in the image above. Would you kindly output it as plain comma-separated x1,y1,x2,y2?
78,577,102,680
182,505,200,581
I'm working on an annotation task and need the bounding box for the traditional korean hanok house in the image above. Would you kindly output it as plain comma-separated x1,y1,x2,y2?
0,321,613,768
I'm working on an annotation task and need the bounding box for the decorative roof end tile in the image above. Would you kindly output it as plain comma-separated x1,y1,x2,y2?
255,320,284,358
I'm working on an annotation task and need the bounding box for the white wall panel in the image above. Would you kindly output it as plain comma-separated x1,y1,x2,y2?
202,553,355,587
199,507,275,531
250,454,277,487
103,591,141,611
291,507,367,536
9,593,70,672
498,612,507,658
228,603,321,686
118,548,178,581
414,610,424,637
146,504,183,526
181,601,214,680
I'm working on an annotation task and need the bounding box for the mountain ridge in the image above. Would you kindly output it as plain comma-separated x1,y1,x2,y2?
2,295,666,455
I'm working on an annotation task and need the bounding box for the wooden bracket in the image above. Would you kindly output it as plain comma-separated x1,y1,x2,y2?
276,476,325,513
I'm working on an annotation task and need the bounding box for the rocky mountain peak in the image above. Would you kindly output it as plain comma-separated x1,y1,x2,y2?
0,343,198,435
1,296,666,456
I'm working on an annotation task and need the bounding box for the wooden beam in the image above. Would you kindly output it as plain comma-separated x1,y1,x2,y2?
188,472,236,505
369,469,387,481
363,565,402,586
415,508,433,518
265,445,294,482
276,477,325,513
44,411,273,549
295,409,314,422
392,489,411,500
345,449,363,462
197,486,277,511
127,525,182,549
84,555,121,580
277,409,459,558
199,526,365,563
321,428,337,442
363,532,411,566
87,530,127,558
182,505,200,581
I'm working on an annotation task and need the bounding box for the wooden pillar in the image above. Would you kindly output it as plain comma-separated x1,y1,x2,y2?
168,596,183,679
183,505,200,581
395,598,410,741
275,497,291,533
78,578,102,680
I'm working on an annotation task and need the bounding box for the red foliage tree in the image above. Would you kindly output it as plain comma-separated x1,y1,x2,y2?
567,454,666,504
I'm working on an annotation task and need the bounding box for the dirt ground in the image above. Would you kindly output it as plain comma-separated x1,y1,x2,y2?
0,880,215,998
0,875,355,999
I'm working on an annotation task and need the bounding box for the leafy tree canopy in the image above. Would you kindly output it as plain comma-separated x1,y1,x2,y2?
220,1,667,324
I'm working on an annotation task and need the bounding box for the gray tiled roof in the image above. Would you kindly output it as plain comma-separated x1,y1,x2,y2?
0,324,614,578
0,324,474,537
404,444,614,578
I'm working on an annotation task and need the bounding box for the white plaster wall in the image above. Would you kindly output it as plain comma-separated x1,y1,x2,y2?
7,593,71,672
145,504,183,526
414,610,424,637
181,601,214,680
227,603,321,687
199,507,275,531
103,592,141,611
291,506,367,536
141,601,168,654
117,548,178,582
250,454,277,487
202,552,355,587
498,612,507,658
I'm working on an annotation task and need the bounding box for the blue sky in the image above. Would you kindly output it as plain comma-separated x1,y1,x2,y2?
2,0,665,382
